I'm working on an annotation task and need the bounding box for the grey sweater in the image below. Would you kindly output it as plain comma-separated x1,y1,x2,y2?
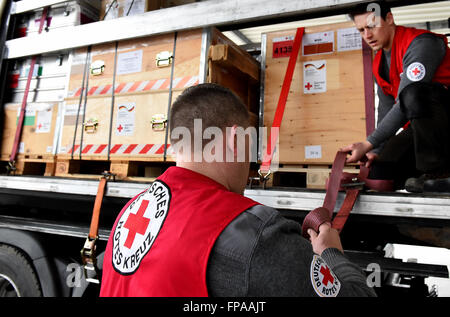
206,204,377,297
367,33,447,151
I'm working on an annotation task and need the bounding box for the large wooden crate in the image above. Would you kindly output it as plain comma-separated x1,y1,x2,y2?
0,102,59,176
100,0,198,20
57,27,259,168
262,22,374,165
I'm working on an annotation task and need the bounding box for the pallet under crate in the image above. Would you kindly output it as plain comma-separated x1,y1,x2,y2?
0,155,56,177
54,157,175,181
261,164,360,189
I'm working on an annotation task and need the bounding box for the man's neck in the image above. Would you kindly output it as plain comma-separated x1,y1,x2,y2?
383,25,396,52
176,161,230,191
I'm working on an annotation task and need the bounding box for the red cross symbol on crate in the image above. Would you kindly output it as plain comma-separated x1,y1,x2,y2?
305,82,313,90
123,200,150,249
117,124,124,133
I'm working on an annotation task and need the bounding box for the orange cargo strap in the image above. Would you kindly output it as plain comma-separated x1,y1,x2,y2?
81,171,115,283
8,7,49,171
259,27,305,184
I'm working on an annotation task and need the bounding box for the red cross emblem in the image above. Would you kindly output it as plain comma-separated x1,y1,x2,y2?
117,124,123,133
38,123,42,129
320,265,335,286
123,200,150,249
305,82,313,90
412,68,421,76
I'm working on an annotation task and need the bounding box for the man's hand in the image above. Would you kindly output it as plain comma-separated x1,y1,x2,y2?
340,141,374,164
365,152,379,168
307,222,344,255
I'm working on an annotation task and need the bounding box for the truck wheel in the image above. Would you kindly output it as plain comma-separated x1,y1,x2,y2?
0,245,42,297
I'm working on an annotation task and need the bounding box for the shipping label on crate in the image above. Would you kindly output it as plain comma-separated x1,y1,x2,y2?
303,60,327,94
117,50,143,75
337,27,362,52
116,102,136,136
305,145,322,159
272,35,294,58
302,31,334,56
63,104,84,125
35,109,52,133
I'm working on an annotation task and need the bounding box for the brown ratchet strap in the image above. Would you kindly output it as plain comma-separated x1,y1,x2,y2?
302,151,393,237
8,7,49,172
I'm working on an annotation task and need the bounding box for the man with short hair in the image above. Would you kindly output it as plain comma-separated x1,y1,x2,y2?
100,83,375,297
343,1,450,193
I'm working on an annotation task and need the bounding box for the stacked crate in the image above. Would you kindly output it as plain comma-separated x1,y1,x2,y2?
55,27,259,180
262,21,374,188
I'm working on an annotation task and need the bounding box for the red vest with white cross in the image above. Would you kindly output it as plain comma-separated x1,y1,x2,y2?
100,166,259,297
373,25,450,99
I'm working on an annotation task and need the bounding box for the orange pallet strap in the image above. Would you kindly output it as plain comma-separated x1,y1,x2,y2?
81,171,115,283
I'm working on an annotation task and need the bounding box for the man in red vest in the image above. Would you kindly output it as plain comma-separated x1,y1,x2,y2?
343,1,450,193
100,84,375,297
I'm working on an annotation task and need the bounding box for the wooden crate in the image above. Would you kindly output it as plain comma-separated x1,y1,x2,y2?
58,27,260,163
100,0,197,20
262,22,373,165
1,102,60,161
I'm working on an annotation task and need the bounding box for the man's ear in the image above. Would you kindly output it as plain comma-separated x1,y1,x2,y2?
226,125,238,157
385,12,394,25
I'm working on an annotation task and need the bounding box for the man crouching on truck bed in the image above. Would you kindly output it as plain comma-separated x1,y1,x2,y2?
342,0,450,193
100,83,376,297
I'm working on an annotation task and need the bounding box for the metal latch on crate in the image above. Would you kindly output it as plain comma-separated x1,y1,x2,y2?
151,114,167,131
156,51,173,68
84,118,99,133
90,60,105,76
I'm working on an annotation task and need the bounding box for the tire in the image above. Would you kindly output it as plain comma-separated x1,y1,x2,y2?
0,244,42,297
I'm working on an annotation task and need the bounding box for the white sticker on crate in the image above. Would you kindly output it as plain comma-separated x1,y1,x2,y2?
302,31,334,56
337,27,362,52
117,50,143,75
116,102,136,136
305,145,322,159
35,109,52,133
19,142,25,154
303,60,326,94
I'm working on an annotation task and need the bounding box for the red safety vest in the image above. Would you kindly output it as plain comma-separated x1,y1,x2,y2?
100,166,259,297
373,25,450,99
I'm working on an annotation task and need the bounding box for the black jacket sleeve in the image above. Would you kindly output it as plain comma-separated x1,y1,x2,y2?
207,205,376,297
367,33,447,149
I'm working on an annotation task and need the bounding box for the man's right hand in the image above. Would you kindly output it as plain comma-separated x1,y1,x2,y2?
307,222,344,255
340,141,374,164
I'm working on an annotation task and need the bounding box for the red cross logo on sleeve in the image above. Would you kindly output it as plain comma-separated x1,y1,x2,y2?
320,265,335,286
412,68,421,76
123,200,150,249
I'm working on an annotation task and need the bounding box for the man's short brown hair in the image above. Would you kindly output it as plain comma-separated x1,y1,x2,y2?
169,83,250,145
348,1,391,21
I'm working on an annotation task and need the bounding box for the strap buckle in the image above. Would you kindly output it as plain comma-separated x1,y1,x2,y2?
6,161,17,175
341,177,365,190
80,236,100,284
101,170,116,181
257,168,272,189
